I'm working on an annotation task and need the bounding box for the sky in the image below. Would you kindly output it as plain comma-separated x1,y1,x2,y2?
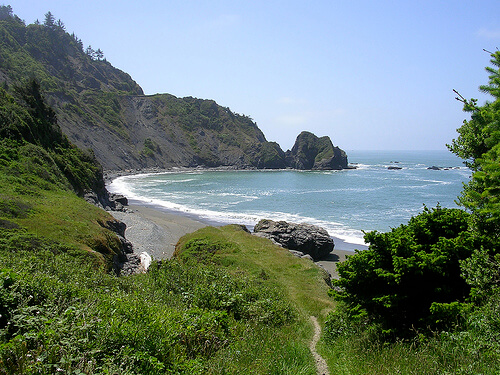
6,1,500,151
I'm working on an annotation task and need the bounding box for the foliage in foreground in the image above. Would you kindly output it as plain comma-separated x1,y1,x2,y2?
0,225,323,374
322,51,500,373
331,206,476,337
323,207,500,373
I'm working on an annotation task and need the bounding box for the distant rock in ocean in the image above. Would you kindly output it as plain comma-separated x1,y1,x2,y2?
285,131,349,170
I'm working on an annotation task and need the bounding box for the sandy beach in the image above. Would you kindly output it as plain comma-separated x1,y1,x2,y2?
110,204,207,259
110,202,365,279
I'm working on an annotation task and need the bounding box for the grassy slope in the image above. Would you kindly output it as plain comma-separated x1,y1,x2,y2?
175,225,334,319
0,74,327,373
174,225,334,372
0,222,333,374
0,176,121,266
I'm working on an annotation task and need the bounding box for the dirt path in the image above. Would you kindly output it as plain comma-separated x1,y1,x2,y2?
309,316,330,375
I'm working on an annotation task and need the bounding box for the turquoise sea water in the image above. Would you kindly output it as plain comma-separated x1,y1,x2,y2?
108,150,470,246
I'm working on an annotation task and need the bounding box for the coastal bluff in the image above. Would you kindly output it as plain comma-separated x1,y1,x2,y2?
0,15,350,172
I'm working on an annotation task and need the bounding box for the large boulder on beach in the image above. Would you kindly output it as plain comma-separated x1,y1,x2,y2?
253,219,334,260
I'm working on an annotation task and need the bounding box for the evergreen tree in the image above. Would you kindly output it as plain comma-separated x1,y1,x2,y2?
56,18,65,30
86,45,95,59
71,33,84,51
95,48,104,61
44,11,55,28
448,51,500,243
0,5,13,20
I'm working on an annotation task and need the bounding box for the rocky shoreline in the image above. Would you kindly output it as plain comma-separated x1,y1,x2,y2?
105,200,363,279
101,166,367,278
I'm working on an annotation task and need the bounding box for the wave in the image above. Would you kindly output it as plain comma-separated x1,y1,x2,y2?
108,177,367,246
108,157,469,249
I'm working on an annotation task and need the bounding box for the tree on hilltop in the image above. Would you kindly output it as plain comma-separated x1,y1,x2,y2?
95,48,104,60
56,18,65,30
85,45,105,61
86,45,95,58
44,11,55,28
0,5,13,20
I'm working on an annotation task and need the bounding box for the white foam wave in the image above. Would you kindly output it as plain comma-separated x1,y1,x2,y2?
206,192,259,200
108,176,367,246
152,178,198,184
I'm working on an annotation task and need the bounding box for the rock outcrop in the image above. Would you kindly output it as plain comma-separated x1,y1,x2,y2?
285,131,348,170
253,219,334,260
84,191,129,211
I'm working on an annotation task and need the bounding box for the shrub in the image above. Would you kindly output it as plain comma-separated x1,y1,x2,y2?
331,206,477,337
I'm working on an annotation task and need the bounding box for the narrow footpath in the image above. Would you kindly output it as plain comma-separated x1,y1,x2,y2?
309,316,330,375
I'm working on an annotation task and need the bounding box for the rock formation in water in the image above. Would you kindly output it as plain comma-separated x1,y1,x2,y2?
285,131,348,170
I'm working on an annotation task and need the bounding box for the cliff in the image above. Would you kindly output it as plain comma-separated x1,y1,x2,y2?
0,9,350,171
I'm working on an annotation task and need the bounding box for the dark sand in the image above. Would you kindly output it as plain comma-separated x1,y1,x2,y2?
110,203,366,279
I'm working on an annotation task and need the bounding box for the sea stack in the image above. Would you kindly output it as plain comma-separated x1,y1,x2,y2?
285,131,348,170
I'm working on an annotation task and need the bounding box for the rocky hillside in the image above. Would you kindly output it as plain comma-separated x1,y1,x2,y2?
0,7,350,171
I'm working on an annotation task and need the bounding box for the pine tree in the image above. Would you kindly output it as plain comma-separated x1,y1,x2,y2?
86,45,95,60
0,5,13,20
44,11,55,28
95,48,104,61
448,51,500,243
56,19,65,30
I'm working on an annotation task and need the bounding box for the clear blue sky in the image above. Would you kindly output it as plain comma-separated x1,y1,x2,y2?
7,0,500,151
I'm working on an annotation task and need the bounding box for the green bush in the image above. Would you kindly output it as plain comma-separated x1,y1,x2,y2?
331,206,477,337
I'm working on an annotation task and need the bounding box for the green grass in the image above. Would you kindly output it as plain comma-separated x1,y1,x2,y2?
174,225,335,372
175,225,334,320
317,331,500,375
0,168,122,268
0,227,323,374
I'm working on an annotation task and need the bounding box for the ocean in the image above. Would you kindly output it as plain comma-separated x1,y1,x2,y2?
108,150,470,248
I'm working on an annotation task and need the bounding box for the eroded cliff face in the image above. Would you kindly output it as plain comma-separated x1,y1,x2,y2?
0,15,350,171
54,93,276,170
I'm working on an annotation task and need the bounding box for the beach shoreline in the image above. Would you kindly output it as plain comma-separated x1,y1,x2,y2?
109,196,367,278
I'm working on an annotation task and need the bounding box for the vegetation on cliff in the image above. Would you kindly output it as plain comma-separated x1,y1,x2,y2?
0,72,326,373
0,77,132,273
286,131,348,170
